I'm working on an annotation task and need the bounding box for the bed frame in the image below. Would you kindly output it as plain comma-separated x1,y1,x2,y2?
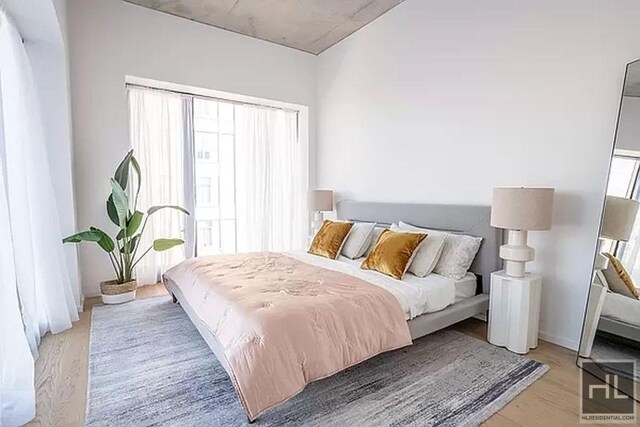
598,316,640,342
336,200,501,339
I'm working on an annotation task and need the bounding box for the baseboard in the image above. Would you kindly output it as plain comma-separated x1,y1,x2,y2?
470,314,577,350
539,330,579,351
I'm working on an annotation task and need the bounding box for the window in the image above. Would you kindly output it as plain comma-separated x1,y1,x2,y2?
196,133,217,161
197,220,216,248
194,98,237,255
197,176,213,206
195,98,216,118
129,83,306,264
607,156,639,198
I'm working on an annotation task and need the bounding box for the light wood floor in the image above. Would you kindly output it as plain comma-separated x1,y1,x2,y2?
27,284,638,426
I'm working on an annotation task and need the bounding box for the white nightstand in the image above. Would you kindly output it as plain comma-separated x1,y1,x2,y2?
488,270,542,354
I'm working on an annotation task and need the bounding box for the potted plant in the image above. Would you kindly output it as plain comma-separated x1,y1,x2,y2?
63,150,189,304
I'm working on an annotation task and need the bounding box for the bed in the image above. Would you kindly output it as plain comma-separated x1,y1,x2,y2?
599,291,640,342
163,201,501,421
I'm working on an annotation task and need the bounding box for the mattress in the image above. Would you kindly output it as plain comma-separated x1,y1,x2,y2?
453,273,478,303
286,251,477,320
601,291,640,328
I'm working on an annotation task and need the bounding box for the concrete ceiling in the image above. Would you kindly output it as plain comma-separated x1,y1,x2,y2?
123,0,404,54
624,61,640,97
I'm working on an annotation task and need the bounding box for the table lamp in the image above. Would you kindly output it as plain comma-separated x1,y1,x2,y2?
491,187,555,277
596,195,640,266
600,195,639,243
308,190,333,234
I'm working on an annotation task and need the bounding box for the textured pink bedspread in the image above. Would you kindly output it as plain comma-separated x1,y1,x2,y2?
163,252,412,421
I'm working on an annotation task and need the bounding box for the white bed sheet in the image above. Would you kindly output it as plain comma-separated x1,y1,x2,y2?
286,251,476,320
454,274,478,303
601,291,640,327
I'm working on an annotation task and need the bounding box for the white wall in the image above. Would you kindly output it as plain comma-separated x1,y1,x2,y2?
317,0,640,349
616,96,640,153
68,0,317,296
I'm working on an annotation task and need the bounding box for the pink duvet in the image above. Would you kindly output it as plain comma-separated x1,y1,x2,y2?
163,252,412,421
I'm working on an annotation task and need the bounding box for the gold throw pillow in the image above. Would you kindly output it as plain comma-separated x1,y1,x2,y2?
603,253,640,299
361,229,427,280
308,220,354,259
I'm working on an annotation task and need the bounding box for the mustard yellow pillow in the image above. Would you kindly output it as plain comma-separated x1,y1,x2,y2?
361,229,427,280
603,253,640,299
308,220,354,259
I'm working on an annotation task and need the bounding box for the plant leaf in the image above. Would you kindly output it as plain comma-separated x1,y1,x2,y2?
110,178,129,228
130,155,142,202
147,205,190,216
126,211,144,236
120,234,141,254
89,227,115,252
106,195,119,226
116,211,143,239
152,238,184,251
114,149,133,190
62,230,101,244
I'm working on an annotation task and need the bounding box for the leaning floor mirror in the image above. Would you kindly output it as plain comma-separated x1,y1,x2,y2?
578,59,640,401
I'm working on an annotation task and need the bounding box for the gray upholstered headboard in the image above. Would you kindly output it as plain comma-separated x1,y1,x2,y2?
336,200,502,294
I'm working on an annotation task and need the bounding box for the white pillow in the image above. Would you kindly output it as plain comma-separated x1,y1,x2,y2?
364,225,390,257
341,222,376,259
390,224,445,277
399,221,482,280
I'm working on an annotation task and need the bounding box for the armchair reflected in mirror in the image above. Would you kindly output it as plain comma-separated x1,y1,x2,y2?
579,59,640,401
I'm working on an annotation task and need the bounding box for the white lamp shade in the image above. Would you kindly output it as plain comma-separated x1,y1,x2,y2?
491,187,555,231
308,190,333,211
601,195,639,241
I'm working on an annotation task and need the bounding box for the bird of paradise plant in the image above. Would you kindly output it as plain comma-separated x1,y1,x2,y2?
63,150,189,284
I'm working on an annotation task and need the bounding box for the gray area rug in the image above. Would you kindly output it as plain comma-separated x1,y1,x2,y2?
86,296,549,426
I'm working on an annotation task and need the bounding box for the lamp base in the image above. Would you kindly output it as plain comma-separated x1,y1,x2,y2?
311,211,324,235
591,238,610,271
500,230,534,278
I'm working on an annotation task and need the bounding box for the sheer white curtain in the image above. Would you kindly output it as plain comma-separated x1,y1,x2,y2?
128,87,305,268
128,87,194,284
0,150,34,427
235,105,306,252
0,8,79,425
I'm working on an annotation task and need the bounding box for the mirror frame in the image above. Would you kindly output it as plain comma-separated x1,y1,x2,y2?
576,59,640,401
